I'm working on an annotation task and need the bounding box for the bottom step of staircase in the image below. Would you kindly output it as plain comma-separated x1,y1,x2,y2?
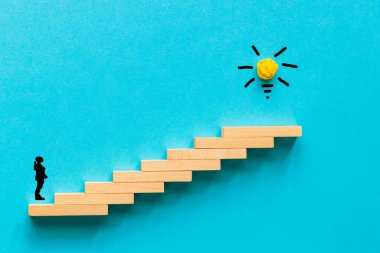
28,204,108,216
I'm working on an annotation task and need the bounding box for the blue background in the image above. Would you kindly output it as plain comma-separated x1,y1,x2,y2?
0,1,379,252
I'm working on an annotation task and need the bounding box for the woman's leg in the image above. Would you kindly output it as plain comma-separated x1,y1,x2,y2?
35,180,44,197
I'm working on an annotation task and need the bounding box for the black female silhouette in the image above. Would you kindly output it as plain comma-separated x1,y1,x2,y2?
34,156,47,200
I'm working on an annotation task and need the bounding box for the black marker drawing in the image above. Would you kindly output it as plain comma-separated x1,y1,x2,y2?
251,44,260,56
282,63,298,68
244,77,255,88
238,66,253,69
274,47,287,58
262,84,274,99
278,77,290,87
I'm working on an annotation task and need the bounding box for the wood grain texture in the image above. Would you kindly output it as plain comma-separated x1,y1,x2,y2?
141,160,220,171
222,126,302,137
167,148,247,160
113,171,192,182
55,193,134,205
194,137,274,149
28,204,108,216
85,182,164,193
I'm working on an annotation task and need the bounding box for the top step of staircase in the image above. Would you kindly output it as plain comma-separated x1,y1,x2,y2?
222,126,302,138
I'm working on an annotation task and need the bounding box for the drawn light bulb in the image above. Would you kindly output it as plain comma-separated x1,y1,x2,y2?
238,45,298,100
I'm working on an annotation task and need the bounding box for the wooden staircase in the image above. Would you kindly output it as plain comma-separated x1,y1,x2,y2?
28,126,302,216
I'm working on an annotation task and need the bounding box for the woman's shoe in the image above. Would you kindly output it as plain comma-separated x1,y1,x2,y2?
35,195,45,200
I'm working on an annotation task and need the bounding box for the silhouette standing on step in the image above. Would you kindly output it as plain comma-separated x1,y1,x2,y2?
34,156,47,200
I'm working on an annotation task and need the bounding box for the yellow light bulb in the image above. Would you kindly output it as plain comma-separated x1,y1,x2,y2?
257,58,278,80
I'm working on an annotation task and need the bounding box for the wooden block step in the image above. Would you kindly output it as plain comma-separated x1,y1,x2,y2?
55,193,134,205
28,204,108,216
194,137,274,149
167,148,247,160
114,171,192,183
85,182,164,194
222,126,302,138
141,160,220,172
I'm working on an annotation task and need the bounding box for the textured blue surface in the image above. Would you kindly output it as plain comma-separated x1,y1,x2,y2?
0,1,379,252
